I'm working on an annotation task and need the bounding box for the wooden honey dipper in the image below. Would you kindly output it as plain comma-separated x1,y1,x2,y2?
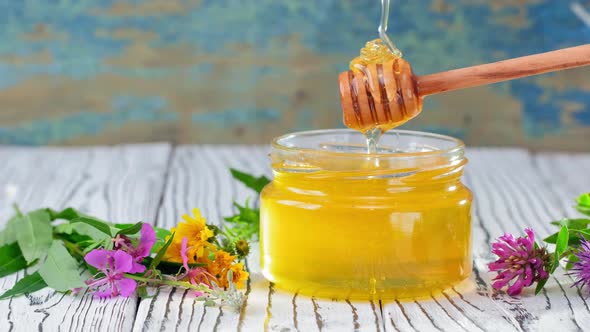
339,44,590,132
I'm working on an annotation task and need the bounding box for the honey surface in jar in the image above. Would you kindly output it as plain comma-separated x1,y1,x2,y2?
260,132,472,300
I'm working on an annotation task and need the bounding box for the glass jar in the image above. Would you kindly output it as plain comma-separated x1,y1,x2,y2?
260,129,472,300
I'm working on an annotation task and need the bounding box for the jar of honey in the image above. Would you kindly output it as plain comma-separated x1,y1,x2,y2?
260,129,472,300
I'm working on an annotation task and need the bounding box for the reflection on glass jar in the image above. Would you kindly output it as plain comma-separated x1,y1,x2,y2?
260,129,472,300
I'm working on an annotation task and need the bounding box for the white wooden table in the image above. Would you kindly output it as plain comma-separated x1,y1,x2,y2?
0,144,589,332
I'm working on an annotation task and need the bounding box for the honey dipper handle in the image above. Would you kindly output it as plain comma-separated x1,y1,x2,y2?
416,44,590,97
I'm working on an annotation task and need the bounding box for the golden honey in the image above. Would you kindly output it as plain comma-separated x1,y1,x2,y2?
340,38,423,134
260,129,472,300
349,38,401,72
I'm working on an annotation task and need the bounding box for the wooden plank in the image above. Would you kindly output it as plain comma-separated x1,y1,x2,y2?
379,150,522,332
3,145,589,331
381,148,590,332
461,149,590,330
133,145,385,332
532,152,590,329
0,144,171,332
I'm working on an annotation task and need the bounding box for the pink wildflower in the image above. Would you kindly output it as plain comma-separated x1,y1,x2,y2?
571,239,590,292
488,228,550,296
84,249,137,298
179,237,216,296
112,223,156,274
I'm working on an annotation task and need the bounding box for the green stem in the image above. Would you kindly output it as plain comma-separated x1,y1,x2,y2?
124,274,213,293
12,203,23,217
63,240,85,258
220,229,234,241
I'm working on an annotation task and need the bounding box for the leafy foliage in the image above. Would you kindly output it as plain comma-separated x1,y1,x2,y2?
230,168,270,194
0,243,28,277
0,170,260,306
16,210,53,263
38,241,85,291
577,193,590,216
0,272,47,300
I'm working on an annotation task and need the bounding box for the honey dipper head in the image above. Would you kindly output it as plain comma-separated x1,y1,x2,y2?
338,58,423,132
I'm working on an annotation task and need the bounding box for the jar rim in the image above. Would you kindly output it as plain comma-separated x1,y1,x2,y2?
271,129,465,159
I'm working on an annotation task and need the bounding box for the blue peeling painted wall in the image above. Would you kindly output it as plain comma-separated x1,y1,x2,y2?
0,0,588,150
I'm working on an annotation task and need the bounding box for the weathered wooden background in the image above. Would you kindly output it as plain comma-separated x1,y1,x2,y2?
0,0,589,150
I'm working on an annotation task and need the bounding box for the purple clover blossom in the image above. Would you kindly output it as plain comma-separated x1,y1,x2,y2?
488,228,551,296
112,223,156,274
570,239,590,292
179,237,216,296
84,249,137,298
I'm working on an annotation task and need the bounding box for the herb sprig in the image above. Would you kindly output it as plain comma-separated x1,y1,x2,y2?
219,168,269,254
0,168,269,310
489,193,590,295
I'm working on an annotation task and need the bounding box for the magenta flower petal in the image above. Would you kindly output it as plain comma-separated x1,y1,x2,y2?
507,277,525,296
85,249,110,271
128,262,146,274
177,237,216,289
112,250,134,273
137,224,156,257
95,289,115,299
117,278,137,297
84,249,139,298
111,223,155,273
488,228,550,296
180,237,190,271
570,239,590,292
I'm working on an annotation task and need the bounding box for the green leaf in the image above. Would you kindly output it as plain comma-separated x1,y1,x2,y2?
575,229,590,237
556,226,570,255
544,232,558,244
230,168,270,194
151,227,172,254
223,199,260,241
577,193,590,216
71,217,113,237
149,233,175,271
113,223,134,229
0,243,28,277
550,218,590,230
49,207,80,221
83,240,104,254
38,241,85,292
0,216,19,246
116,222,143,236
0,272,47,300
579,193,590,205
544,231,583,245
137,285,149,298
16,210,53,263
53,223,74,235
551,225,569,273
535,277,548,295
565,253,579,271
155,227,171,239
55,223,111,244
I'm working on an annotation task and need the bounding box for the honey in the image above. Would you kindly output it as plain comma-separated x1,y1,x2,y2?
261,0,472,301
340,0,424,135
349,39,401,72
260,130,472,300
341,37,422,134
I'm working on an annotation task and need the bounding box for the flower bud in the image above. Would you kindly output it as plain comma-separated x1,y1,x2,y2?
235,239,250,258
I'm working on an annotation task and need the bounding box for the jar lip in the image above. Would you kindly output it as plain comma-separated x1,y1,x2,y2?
271,129,465,158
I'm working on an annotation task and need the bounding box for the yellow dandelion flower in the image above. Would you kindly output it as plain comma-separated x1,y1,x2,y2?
162,238,183,263
206,250,235,278
163,208,217,263
219,262,249,289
